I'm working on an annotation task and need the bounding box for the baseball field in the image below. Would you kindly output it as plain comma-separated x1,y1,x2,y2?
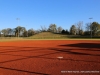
0,39,100,75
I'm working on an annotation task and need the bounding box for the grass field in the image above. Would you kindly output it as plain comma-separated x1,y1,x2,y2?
0,32,100,41
28,32,100,39
28,32,68,39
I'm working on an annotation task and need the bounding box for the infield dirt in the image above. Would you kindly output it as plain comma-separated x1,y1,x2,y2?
0,40,100,75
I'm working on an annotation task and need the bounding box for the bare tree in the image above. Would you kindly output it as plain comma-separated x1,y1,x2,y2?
1,29,7,37
14,26,26,37
76,21,83,35
70,25,77,35
57,26,63,33
41,25,47,32
6,28,12,37
28,28,35,36
85,23,91,31
48,24,57,33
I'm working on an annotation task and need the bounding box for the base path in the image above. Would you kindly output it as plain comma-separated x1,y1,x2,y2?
0,40,100,75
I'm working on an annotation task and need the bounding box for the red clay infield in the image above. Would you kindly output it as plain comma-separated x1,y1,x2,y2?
0,40,100,75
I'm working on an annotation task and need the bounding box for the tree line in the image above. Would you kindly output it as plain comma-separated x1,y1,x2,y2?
0,21,100,37
0,27,35,37
70,21,100,36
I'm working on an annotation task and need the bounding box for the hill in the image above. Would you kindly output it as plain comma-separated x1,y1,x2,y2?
28,32,68,39
28,32,100,39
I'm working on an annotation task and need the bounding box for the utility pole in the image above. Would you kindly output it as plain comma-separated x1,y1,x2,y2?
89,18,93,38
16,18,20,38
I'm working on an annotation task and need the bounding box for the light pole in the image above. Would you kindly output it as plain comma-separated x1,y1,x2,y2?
16,18,20,38
89,18,93,38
